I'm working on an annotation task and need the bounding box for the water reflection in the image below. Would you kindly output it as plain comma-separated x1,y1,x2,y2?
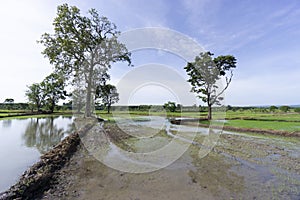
188,148,245,198
0,116,75,192
22,116,75,154
2,119,12,128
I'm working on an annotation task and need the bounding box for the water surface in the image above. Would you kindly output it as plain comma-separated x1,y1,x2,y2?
0,116,74,192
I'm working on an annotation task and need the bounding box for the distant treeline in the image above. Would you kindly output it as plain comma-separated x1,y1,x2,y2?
0,103,30,111
0,103,299,113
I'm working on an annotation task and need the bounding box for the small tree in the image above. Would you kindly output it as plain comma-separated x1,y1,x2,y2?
41,73,67,113
26,83,44,112
279,106,290,113
4,98,14,104
294,107,300,113
269,105,278,112
164,101,176,112
96,84,119,113
39,4,131,117
185,52,237,120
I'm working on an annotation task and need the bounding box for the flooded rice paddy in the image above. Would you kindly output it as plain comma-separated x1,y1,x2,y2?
0,116,75,192
42,116,300,200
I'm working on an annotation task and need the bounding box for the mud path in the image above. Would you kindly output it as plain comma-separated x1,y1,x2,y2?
41,123,300,200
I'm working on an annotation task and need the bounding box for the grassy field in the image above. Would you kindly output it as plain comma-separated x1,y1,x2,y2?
96,110,300,133
223,120,300,132
1,109,300,133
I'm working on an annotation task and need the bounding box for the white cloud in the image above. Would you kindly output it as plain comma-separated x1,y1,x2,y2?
0,0,299,106
226,69,300,106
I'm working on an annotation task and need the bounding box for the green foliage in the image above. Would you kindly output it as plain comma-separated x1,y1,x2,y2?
96,84,119,113
294,107,300,113
279,106,290,112
269,106,278,112
163,101,176,112
222,120,300,132
38,4,131,117
41,73,67,112
138,105,152,111
0,103,29,110
25,73,67,113
3,98,14,104
25,83,44,112
185,51,236,119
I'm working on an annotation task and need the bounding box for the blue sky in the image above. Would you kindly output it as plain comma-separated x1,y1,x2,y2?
0,0,299,106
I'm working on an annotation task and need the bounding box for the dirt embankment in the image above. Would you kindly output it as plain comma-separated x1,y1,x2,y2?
0,124,94,200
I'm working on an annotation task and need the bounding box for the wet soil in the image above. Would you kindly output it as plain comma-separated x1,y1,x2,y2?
40,123,300,200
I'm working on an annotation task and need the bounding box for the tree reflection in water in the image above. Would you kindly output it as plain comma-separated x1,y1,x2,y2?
22,117,75,154
2,119,12,128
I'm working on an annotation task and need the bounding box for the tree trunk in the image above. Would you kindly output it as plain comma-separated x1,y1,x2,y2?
50,100,55,113
207,91,212,120
207,104,212,120
85,61,94,117
107,98,112,114
107,104,111,114
85,84,92,117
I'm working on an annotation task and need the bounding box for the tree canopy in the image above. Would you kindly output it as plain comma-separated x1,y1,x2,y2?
185,52,237,120
26,83,44,112
25,73,67,113
96,84,119,113
41,73,67,112
39,4,131,117
164,101,177,112
3,98,14,104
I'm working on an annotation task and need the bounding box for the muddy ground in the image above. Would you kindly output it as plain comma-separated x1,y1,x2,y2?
40,123,300,200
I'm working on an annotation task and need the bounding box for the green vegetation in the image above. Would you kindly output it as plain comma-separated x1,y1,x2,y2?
95,84,119,114
279,105,290,112
0,4,297,136
1,106,300,134
185,52,237,120
163,101,177,112
25,73,67,113
39,4,131,117
0,112,72,120
295,107,300,113
222,120,300,132
95,107,300,133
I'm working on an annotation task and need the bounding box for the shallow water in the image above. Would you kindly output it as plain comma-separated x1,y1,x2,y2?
38,116,300,199
0,116,74,192
105,116,300,199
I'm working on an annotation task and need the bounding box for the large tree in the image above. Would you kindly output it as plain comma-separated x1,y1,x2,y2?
26,83,44,112
185,52,237,120
39,4,131,117
96,84,119,114
41,73,67,113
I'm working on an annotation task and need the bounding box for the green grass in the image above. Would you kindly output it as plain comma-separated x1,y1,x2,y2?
96,110,207,119
224,111,300,121
0,109,27,113
2,109,300,133
0,112,73,120
223,119,300,132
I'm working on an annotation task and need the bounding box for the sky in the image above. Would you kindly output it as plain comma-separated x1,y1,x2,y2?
0,0,299,106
